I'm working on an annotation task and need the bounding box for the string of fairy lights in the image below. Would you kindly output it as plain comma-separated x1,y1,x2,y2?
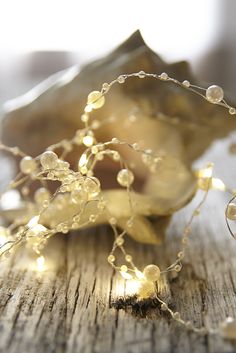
0,71,236,338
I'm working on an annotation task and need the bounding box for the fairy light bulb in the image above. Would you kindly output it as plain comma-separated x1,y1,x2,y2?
36,256,45,272
83,134,94,147
135,268,145,280
197,165,213,178
120,270,133,280
28,216,40,228
78,153,88,174
27,216,47,235
211,178,226,191
125,279,141,296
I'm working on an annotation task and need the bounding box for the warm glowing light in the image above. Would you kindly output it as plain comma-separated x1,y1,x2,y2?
83,135,94,147
211,178,226,191
135,268,145,279
27,215,47,234
27,215,40,228
32,224,47,233
0,234,7,246
120,271,133,280
78,153,88,168
84,105,93,113
36,256,45,271
197,166,213,178
125,279,141,296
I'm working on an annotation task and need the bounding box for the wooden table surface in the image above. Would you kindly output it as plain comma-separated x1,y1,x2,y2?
0,137,236,353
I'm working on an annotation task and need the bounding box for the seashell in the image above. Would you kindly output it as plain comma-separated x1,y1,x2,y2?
0,31,235,244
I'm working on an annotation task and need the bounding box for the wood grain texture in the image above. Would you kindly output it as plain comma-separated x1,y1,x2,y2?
1,137,236,353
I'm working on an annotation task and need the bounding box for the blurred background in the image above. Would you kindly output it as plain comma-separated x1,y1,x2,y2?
0,0,235,108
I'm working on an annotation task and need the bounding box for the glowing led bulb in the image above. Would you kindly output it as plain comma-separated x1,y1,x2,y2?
83,134,94,147
120,270,133,280
78,153,88,169
135,268,145,279
28,216,40,228
27,216,47,235
36,256,45,272
211,178,226,191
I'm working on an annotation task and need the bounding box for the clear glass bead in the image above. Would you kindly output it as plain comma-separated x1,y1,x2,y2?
71,188,88,204
102,83,110,92
117,75,125,83
141,150,153,165
161,303,168,311
125,255,132,262
87,91,105,109
174,264,182,272
229,107,236,115
109,217,117,225
91,146,99,154
40,151,58,170
173,312,181,320
120,265,128,272
143,264,160,282
117,169,134,187
84,177,100,198
138,71,145,78
160,72,168,80
81,113,89,123
206,85,224,103
182,80,190,87
107,254,115,263
89,214,97,222
34,188,50,205
20,156,37,174
116,237,124,246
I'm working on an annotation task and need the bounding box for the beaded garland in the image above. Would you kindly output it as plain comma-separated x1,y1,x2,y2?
0,71,236,338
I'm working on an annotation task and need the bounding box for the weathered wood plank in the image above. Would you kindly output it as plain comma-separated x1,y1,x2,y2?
1,138,236,353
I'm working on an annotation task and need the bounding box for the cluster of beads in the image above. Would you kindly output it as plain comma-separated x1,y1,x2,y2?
0,71,236,338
